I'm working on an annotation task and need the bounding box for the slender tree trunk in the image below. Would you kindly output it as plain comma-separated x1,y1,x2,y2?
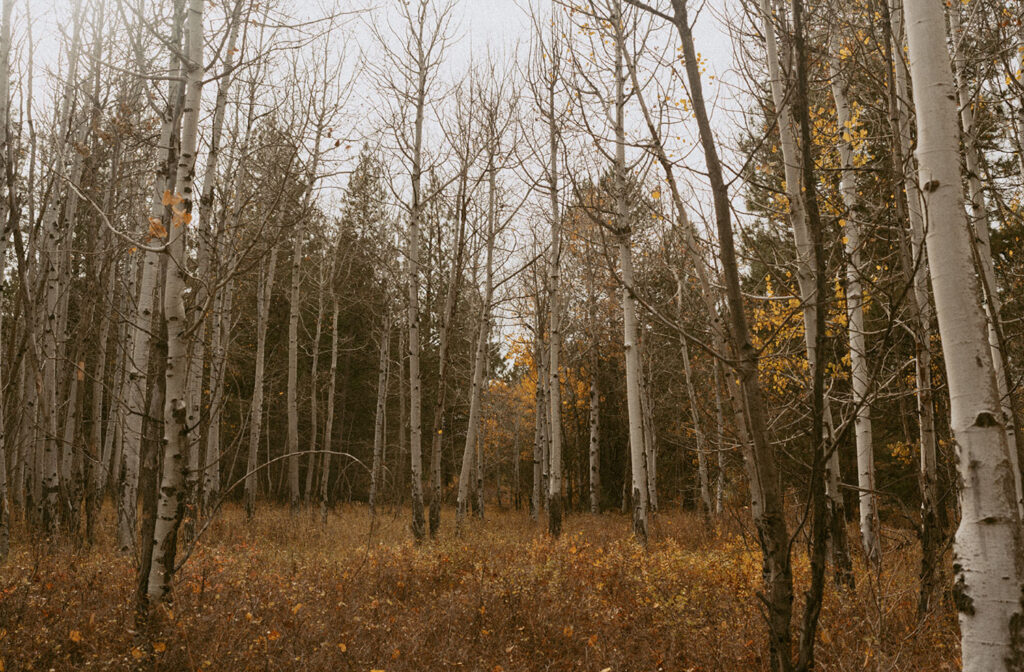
369,318,392,516
667,1,793,667
674,272,711,516
119,10,181,554
428,182,466,537
950,7,1024,518
320,297,339,526
613,13,648,543
885,0,943,612
148,0,202,604
246,246,277,519
828,35,879,564
902,0,1024,666
456,220,494,532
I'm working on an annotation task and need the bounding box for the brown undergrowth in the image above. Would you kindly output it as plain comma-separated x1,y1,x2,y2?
0,503,958,671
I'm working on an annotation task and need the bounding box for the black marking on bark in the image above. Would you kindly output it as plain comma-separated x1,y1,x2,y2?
922,179,940,193
952,566,975,615
974,411,1000,428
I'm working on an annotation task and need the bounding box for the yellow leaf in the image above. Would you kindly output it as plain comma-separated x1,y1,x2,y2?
291,603,303,614
162,189,183,206
651,189,661,200
149,217,167,239
337,643,347,652
69,630,82,643
131,647,145,660
153,642,167,653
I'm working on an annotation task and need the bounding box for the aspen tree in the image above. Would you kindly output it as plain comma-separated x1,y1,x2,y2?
149,0,204,603
902,0,1024,666
828,33,879,563
949,5,1024,517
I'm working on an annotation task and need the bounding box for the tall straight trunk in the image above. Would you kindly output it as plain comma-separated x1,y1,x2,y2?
588,359,600,515
320,297,339,526
246,246,277,519
640,356,658,512
675,272,711,516
950,6,1024,517
666,1,793,667
428,194,465,536
148,0,202,604
287,128,324,513
305,271,326,506
457,217,495,531
828,35,879,563
119,14,180,555
756,0,852,588
203,281,232,508
286,223,303,512
545,45,564,537
185,0,243,531
406,94,428,537
613,13,648,542
369,318,392,516
531,326,545,521
885,0,942,612
38,0,84,536
902,0,1024,667
0,0,13,559
713,359,726,514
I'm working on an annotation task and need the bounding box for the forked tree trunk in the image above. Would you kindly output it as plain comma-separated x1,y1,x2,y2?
902,0,1024,667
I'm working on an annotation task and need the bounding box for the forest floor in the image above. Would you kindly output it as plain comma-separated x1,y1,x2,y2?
1,502,959,671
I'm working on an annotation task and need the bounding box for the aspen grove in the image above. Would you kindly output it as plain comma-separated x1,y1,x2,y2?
2,0,1024,669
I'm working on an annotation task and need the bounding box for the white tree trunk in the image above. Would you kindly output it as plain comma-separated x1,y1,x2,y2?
829,36,879,563
614,24,648,542
149,0,204,603
903,0,1024,666
950,6,1024,518
246,246,277,519
320,297,339,526
369,318,392,516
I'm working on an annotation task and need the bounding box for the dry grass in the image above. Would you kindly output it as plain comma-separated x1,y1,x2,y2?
0,503,959,671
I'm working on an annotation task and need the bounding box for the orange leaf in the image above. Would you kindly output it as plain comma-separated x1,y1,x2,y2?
153,642,167,653
69,630,82,643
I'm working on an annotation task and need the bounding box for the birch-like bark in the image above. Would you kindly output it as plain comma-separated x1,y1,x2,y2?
0,0,13,559
886,0,942,611
246,246,277,519
119,8,179,553
203,281,232,508
148,0,203,604
828,35,879,563
38,0,84,535
456,207,495,531
588,278,601,514
427,187,465,536
756,0,851,585
674,272,711,516
950,6,1024,518
369,317,392,516
320,297,339,526
185,0,244,528
613,16,648,543
903,0,1024,666
545,52,564,537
